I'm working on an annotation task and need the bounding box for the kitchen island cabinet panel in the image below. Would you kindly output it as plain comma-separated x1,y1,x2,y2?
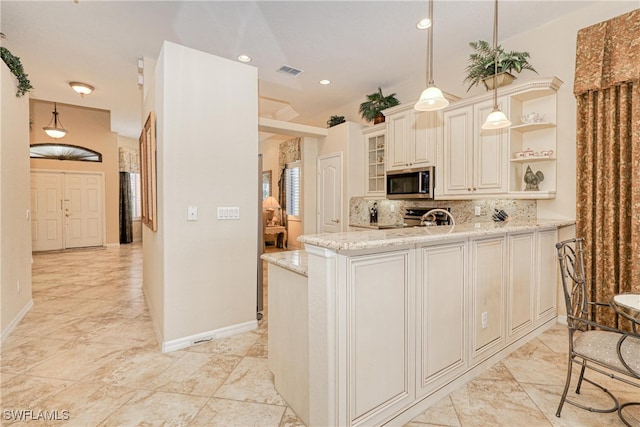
347,250,415,426
416,241,467,396
536,228,558,323
507,231,536,342
470,236,507,365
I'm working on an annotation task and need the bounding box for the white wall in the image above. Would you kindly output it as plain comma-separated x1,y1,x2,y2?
144,41,259,350
1,62,33,341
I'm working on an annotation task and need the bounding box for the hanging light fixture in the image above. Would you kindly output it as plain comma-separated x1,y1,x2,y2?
43,103,68,139
69,81,94,96
415,0,448,111
482,0,511,130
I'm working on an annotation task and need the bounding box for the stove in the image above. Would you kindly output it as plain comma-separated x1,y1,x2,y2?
403,207,452,227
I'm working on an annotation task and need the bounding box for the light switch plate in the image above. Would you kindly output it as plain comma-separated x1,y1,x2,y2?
187,206,198,221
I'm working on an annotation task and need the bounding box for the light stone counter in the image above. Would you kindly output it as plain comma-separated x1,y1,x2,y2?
260,250,307,276
300,219,575,252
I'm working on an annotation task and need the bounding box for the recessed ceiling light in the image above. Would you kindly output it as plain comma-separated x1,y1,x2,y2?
320,79,331,85
238,54,252,63
69,81,94,96
416,18,431,30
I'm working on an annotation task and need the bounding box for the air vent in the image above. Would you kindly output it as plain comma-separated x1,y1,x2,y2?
277,65,303,77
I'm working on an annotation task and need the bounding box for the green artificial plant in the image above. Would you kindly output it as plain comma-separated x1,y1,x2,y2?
463,40,537,92
0,40,33,97
359,87,399,123
326,115,346,128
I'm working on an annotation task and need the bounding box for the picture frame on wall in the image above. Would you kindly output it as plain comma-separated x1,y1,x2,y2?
139,111,157,231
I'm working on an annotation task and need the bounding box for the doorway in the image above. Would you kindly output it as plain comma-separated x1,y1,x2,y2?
31,171,105,251
317,152,343,233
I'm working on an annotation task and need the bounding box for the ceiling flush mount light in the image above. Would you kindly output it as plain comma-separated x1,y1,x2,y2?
482,0,511,130
319,79,331,85
414,0,448,111
43,103,67,139
237,54,252,63
69,81,94,96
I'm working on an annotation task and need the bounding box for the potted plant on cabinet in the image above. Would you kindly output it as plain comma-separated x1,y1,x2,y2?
359,87,400,124
463,40,537,92
326,115,346,128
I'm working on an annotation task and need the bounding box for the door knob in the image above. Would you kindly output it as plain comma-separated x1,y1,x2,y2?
331,219,340,223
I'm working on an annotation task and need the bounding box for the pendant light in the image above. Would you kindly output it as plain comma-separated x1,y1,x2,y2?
43,103,68,139
414,0,449,111
482,0,511,130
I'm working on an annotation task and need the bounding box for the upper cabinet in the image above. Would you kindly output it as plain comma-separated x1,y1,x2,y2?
438,76,562,200
440,97,509,197
362,124,386,197
385,105,441,172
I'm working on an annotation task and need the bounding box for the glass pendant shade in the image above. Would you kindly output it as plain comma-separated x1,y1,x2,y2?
415,85,449,111
43,103,67,139
69,81,94,96
482,108,511,130
415,0,448,112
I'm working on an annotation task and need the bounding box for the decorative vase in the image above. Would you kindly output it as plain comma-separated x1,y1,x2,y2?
373,113,385,124
482,71,517,91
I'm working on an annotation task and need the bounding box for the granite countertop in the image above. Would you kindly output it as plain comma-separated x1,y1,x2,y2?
299,219,575,252
261,250,308,277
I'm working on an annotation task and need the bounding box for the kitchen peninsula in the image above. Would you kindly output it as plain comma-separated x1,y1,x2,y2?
262,219,574,426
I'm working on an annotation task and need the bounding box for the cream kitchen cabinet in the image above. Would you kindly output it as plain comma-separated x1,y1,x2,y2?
507,231,536,343
535,227,558,324
440,97,509,198
346,249,415,426
362,124,386,197
415,239,467,397
385,105,440,172
469,235,507,366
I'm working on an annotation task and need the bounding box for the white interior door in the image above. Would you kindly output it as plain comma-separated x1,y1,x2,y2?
317,153,342,233
31,172,64,251
64,173,104,248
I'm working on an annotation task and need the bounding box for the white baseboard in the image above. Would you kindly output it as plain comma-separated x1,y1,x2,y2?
0,299,34,345
162,320,258,353
557,314,567,325
105,242,120,248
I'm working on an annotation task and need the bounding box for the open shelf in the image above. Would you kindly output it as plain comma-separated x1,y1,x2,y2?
510,156,555,163
510,122,555,133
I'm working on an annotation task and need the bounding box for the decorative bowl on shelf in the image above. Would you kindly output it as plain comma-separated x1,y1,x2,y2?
521,112,544,124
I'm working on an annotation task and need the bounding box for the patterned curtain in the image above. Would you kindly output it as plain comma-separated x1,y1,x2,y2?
119,172,133,244
574,9,640,328
119,147,140,173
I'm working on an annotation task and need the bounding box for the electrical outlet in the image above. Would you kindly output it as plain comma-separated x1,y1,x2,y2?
481,311,488,329
17,280,20,293
187,206,198,221
475,206,481,216
390,204,395,213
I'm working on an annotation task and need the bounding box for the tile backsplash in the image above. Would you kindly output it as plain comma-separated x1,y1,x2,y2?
350,197,536,226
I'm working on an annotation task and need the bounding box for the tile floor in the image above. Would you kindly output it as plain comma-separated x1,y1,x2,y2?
1,243,638,426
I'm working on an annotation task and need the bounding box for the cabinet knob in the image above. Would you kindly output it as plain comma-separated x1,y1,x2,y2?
331,219,340,224
467,188,472,192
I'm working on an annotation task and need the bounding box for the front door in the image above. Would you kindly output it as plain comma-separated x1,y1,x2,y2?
317,153,343,233
31,172,64,251
64,173,104,248
31,171,104,251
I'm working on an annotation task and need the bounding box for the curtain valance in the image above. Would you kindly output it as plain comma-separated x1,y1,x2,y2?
119,147,140,173
574,9,640,94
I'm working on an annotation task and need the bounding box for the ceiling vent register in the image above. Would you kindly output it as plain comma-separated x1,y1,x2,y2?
277,65,303,77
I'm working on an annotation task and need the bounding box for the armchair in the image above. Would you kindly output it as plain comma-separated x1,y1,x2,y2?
555,238,640,425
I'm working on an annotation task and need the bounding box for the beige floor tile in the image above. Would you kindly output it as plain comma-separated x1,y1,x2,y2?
26,342,125,381
279,407,307,427
151,352,242,396
191,397,286,426
97,389,207,427
408,396,461,427
35,382,138,427
214,357,287,406
501,338,568,387
520,381,630,426
189,330,262,356
449,375,552,426
0,336,78,374
0,371,72,407
82,347,184,388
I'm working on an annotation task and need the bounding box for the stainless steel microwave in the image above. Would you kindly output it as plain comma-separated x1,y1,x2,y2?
386,166,435,199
